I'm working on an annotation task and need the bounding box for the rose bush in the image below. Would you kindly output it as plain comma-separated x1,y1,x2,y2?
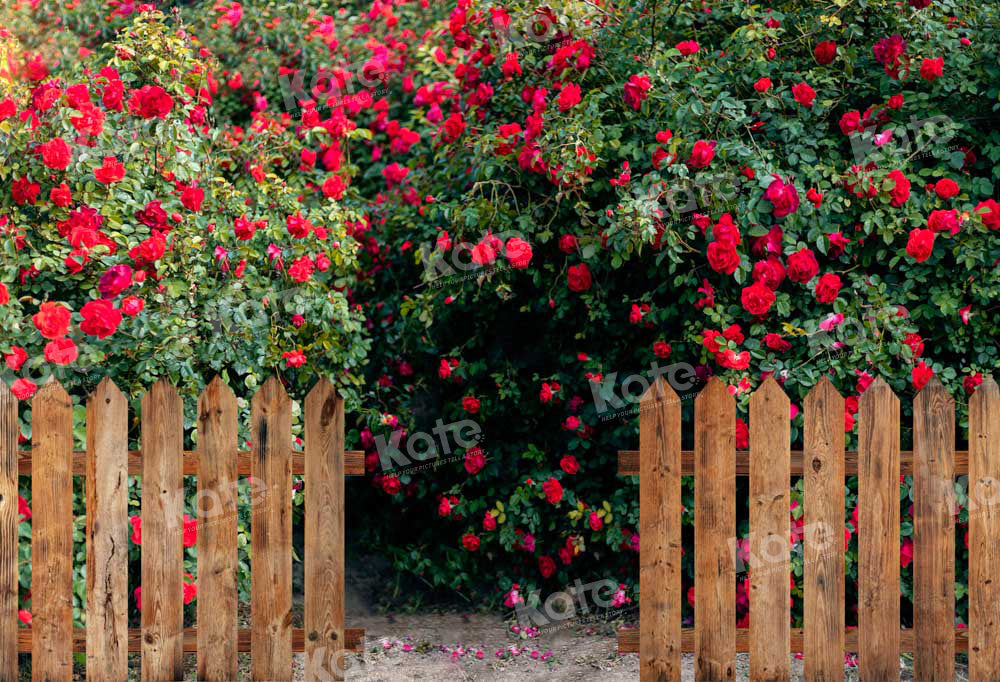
4,0,1000,636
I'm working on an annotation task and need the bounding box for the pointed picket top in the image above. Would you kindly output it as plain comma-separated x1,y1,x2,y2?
198,376,237,414
305,376,336,408
33,377,71,406
90,377,125,406
970,375,999,408
252,375,290,411
914,375,953,411
640,375,679,405
859,376,898,408
806,376,842,404
143,376,181,405
750,375,788,409
695,375,732,408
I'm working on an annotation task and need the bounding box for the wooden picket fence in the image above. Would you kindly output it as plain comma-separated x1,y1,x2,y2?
617,374,1000,681
0,376,366,680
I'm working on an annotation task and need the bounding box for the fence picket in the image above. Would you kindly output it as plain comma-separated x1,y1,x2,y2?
251,377,293,681
141,380,185,681
803,378,845,681
913,377,955,680
197,377,239,680
857,378,900,681
969,377,1000,680
638,378,682,682
0,384,18,680
85,379,129,681
31,381,74,681
749,378,790,681
305,379,346,681
694,377,735,681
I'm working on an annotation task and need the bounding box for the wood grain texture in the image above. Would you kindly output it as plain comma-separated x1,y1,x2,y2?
969,377,1000,681
617,449,969,476
196,377,239,681
857,378,900,681
15,627,365,653
305,379,346,681
617,626,970,653
913,378,955,680
693,377,735,681
748,378,790,681
141,380,185,681
31,381,74,681
0,383,18,680
251,377,293,681
638,378,682,682
85,379,129,682
802,378,845,682
15,449,365,476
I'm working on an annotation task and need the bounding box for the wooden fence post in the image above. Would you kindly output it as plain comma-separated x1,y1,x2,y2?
694,377,735,680
803,377,845,681
857,378,900,681
86,379,129,681
0,383,18,679
638,378,681,681
749,377,790,681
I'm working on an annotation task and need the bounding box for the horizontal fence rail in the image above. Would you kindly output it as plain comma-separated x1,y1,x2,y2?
0,376,364,681
621,374,1000,682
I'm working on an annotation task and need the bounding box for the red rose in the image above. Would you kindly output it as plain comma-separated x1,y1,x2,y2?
12,176,41,206
94,157,125,184
919,57,943,82
560,455,579,474
786,249,819,283
623,74,652,110
180,186,205,212
933,178,959,199
752,257,785,290
740,282,776,316
806,189,824,208
814,273,842,303
735,418,749,449
906,228,935,262
885,170,910,206
763,334,791,353
814,41,837,65
753,78,772,93
707,241,740,275
542,478,563,505
11,379,37,401
5,347,28,371
538,556,556,578
964,373,983,395
40,137,72,171
675,41,700,56
556,235,579,254
44,338,78,366
567,264,592,292
464,448,486,475
462,534,480,552
128,85,174,119
927,209,960,235
652,341,672,359
381,476,401,495
764,176,800,218
80,300,123,339
887,94,904,110
504,237,533,269
912,361,934,391
462,396,480,414
33,302,72,339
903,333,924,358
792,82,816,108
976,199,1000,230
482,512,497,531
557,83,581,111
0,283,8,305
839,111,861,135
120,296,145,316
322,174,347,200
50,183,72,207
687,140,716,169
